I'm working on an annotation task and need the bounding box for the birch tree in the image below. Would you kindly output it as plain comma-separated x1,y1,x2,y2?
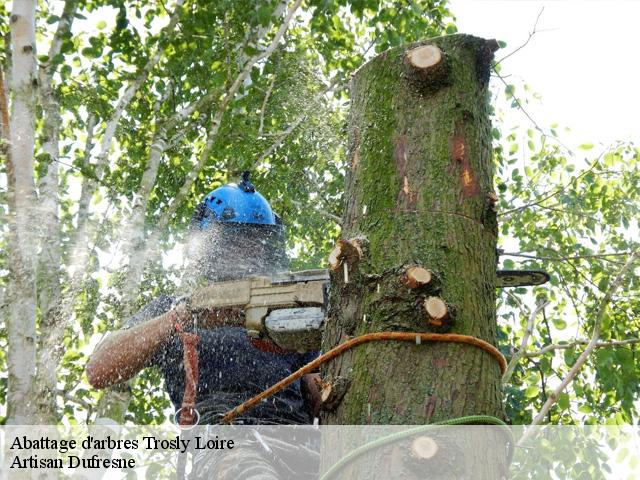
5,0,38,425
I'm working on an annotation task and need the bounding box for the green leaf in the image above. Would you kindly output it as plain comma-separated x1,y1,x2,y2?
564,348,576,366
524,386,540,398
505,84,515,98
578,143,594,150
616,448,628,463
257,6,271,26
552,318,567,330
578,404,592,414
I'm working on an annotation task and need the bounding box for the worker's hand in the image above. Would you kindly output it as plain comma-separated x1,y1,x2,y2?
171,300,194,330
195,307,244,329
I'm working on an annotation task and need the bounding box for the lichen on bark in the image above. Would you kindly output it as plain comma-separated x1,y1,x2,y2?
323,33,503,426
320,32,506,480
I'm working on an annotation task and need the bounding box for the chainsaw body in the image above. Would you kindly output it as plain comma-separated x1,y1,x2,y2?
189,269,328,352
187,267,548,352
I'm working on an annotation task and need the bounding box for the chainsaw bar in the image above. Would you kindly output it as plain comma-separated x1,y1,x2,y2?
496,270,550,288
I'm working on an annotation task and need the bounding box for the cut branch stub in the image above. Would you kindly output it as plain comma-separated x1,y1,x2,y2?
401,266,433,289
405,44,448,86
328,237,366,271
315,376,333,403
410,436,439,460
320,376,351,412
320,383,332,403
407,45,442,69
424,296,449,326
486,191,499,212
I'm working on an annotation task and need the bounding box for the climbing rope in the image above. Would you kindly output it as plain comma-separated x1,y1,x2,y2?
320,414,514,480
221,331,507,424
171,310,200,427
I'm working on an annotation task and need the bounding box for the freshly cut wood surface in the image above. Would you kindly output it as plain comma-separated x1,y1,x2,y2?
406,44,442,70
424,296,449,325
410,436,439,460
402,266,432,289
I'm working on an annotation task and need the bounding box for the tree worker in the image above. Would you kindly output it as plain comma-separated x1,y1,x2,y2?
86,171,321,428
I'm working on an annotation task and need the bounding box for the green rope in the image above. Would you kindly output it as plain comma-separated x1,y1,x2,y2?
320,415,513,480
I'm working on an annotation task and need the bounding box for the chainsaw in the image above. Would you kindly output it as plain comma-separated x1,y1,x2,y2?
185,267,549,353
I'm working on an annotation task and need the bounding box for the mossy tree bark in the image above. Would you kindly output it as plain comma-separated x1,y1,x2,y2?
321,34,507,478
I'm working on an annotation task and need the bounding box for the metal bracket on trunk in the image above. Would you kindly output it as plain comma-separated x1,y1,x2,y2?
495,270,550,288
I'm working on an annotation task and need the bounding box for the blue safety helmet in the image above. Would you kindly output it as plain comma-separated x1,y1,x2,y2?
188,172,288,281
192,172,276,229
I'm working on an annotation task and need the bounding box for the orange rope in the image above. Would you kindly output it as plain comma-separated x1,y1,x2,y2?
221,332,506,424
172,312,200,426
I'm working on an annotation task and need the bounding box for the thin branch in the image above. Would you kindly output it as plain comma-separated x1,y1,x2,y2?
493,71,572,154
42,0,77,78
494,72,545,133
68,114,97,270
258,74,276,136
502,300,549,384
153,79,173,114
535,203,595,220
157,0,290,136
94,0,185,174
290,199,342,225
501,251,633,262
499,152,603,218
159,85,220,132
155,0,303,234
519,248,640,443
72,0,184,263
0,68,10,160
541,306,554,349
524,338,640,358
64,392,92,411
252,76,342,168
495,8,545,66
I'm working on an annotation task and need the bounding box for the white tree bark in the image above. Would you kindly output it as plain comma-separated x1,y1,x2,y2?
89,0,187,425
33,0,78,424
118,129,167,317
6,0,38,425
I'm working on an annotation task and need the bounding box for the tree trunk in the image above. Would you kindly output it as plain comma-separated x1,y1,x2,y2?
34,81,61,423
91,129,168,425
6,0,39,425
321,34,506,478
119,129,167,317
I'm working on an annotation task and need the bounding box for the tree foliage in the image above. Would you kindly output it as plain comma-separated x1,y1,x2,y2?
491,70,640,428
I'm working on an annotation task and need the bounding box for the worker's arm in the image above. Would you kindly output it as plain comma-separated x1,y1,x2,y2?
86,303,189,389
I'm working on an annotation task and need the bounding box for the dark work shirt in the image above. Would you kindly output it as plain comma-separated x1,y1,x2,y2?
125,295,318,424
